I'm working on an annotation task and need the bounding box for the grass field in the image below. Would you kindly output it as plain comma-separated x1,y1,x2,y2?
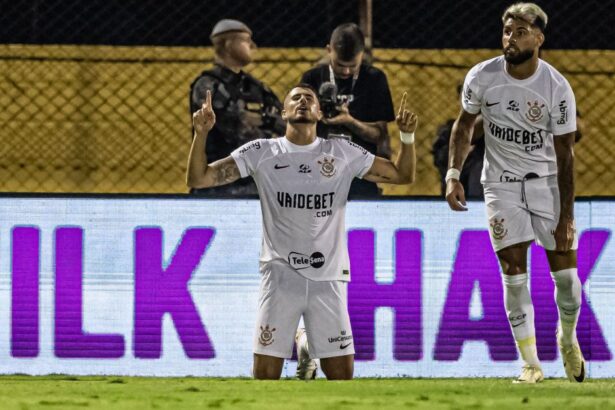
1,376,614,410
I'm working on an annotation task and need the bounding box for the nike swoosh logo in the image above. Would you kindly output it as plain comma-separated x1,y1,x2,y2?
274,164,290,169
486,101,500,107
511,321,526,328
340,342,352,349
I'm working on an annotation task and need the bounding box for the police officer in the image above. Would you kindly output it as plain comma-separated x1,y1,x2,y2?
189,19,284,196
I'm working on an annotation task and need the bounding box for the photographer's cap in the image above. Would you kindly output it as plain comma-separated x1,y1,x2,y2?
210,19,252,40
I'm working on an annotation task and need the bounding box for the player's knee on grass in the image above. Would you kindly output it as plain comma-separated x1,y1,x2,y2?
320,355,354,380
253,354,284,380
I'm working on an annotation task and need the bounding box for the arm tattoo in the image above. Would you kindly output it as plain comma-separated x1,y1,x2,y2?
213,162,240,186
366,169,392,181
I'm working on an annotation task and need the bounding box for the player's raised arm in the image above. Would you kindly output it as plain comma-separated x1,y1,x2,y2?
364,92,417,184
186,90,241,188
445,109,479,211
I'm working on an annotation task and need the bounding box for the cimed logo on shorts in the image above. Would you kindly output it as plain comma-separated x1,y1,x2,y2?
490,218,508,240
259,324,276,346
288,252,325,269
318,157,336,178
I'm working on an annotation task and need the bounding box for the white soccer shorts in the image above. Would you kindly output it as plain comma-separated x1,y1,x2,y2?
253,261,355,359
484,175,578,252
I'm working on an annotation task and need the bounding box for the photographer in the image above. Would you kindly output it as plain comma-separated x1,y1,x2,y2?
189,19,285,196
300,23,395,197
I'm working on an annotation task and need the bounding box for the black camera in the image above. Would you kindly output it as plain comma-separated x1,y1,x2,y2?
318,82,342,119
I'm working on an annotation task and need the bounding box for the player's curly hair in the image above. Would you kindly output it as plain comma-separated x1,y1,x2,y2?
502,2,548,32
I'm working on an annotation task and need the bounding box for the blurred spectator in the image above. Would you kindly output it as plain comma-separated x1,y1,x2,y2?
189,19,285,196
432,84,485,199
300,23,395,198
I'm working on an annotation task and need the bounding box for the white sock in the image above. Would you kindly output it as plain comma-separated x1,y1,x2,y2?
551,268,582,347
503,273,540,366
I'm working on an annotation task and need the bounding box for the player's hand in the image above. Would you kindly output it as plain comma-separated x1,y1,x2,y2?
322,102,353,126
554,217,575,251
396,92,418,133
445,179,468,211
193,90,216,135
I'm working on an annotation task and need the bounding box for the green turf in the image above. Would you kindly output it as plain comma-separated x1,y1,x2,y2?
0,376,614,410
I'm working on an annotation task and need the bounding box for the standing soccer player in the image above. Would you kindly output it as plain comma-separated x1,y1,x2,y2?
446,3,584,383
187,85,417,379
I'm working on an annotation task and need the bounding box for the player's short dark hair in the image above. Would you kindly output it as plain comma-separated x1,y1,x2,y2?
329,23,365,61
285,83,319,100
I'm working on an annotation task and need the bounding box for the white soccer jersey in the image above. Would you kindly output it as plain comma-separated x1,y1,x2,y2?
462,56,577,183
231,136,375,282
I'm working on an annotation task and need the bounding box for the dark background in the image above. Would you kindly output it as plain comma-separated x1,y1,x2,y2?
1,0,611,49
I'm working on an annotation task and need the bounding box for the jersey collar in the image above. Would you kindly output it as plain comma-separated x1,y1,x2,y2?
280,136,322,153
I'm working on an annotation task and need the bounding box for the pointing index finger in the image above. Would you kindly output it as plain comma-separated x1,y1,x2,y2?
206,89,212,107
398,92,408,116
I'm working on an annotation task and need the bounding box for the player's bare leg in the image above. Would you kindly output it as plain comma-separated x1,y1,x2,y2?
253,354,284,380
546,249,585,382
497,242,531,276
320,354,354,380
497,241,543,383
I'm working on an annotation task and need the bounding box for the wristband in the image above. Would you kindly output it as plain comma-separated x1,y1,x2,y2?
445,168,461,182
399,131,415,144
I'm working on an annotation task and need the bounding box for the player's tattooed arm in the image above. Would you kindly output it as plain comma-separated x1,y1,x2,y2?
364,164,392,180
554,132,576,250
364,154,414,184
209,157,242,187
187,155,241,189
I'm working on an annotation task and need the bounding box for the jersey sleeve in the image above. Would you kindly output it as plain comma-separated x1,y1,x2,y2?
339,139,376,178
461,64,483,114
230,140,267,178
550,80,577,136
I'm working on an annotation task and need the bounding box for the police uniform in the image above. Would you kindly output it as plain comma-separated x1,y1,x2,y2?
189,20,284,196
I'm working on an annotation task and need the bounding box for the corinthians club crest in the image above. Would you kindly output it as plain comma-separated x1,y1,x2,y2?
259,324,276,346
318,157,337,178
525,100,545,122
490,218,508,240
